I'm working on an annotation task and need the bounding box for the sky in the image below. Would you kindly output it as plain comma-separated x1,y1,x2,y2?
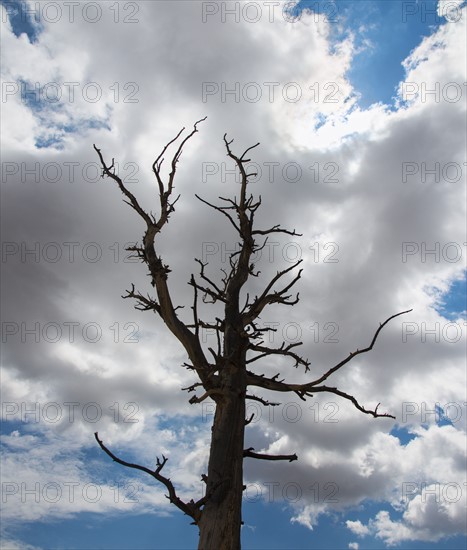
0,1,466,549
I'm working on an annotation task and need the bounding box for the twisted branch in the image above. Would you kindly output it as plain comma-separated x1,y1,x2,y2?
94,432,204,523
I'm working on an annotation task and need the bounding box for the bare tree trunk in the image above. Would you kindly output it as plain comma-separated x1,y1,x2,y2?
198,365,246,550
94,123,411,550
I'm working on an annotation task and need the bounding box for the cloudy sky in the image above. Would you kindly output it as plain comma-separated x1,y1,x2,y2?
1,0,466,549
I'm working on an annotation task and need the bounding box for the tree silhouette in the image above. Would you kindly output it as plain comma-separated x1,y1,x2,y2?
94,118,411,549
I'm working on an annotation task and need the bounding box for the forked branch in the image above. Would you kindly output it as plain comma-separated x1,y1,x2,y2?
242,261,303,326
94,432,204,523
95,118,214,387
247,341,311,372
245,310,413,419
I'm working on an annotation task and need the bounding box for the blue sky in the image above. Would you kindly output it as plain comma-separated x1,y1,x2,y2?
324,0,445,108
9,501,467,550
1,1,466,549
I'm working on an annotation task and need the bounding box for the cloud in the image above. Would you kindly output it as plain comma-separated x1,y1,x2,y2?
366,490,467,547
0,419,211,524
437,0,466,21
340,426,466,545
0,538,41,550
346,520,370,537
247,423,466,540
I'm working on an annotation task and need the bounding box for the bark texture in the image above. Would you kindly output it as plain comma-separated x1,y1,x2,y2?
198,382,246,549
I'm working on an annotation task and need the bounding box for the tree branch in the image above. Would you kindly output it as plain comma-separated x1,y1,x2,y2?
188,388,228,404
252,225,302,237
94,432,202,523
306,309,413,387
245,394,281,407
93,145,152,227
243,448,298,462
245,310,413,418
247,342,310,372
195,193,242,236
195,259,226,298
310,387,395,418
122,284,161,314
95,119,214,387
242,261,303,326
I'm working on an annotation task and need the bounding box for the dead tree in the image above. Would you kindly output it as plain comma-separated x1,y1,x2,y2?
93,118,411,550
